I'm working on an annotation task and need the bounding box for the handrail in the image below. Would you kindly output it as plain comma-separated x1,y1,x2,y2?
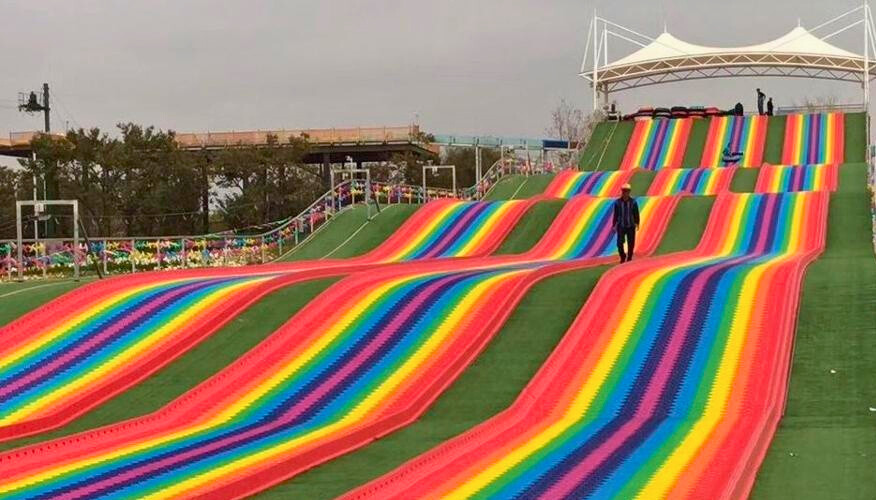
0,157,558,280
776,103,867,114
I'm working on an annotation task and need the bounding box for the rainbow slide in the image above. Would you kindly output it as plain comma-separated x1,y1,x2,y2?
542,170,633,198
647,167,736,196
755,164,839,193
782,112,845,165
700,115,767,167
0,198,537,442
345,191,829,500
0,195,682,499
620,118,691,170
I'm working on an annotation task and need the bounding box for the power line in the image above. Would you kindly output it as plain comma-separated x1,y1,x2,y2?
51,92,82,130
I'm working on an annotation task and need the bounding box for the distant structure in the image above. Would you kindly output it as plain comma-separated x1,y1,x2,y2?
174,125,437,169
581,6,876,110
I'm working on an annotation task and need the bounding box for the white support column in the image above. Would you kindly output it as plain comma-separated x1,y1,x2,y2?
592,12,599,112
865,2,870,108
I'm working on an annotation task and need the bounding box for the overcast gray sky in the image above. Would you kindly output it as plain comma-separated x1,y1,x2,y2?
0,0,869,162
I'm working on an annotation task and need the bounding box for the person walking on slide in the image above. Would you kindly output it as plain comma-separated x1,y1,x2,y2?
613,183,639,263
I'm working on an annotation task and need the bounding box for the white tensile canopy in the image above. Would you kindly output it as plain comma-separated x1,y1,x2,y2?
581,5,876,110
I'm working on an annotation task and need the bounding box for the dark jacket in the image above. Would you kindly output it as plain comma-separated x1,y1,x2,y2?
613,197,640,229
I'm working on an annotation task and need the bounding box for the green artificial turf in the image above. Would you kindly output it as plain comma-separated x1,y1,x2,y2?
282,204,418,261
763,115,786,164
484,175,527,200
580,120,634,171
512,174,555,198
260,184,717,498
495,200,565,255
281,207,375,261
631,170,656,195
682,118,709,167
258,265,611,500
730,167,759,193
0,280,89,327
655,196,715,254
843,112,866,162
598,121,634,170
0,277,338,453
752,162,876,499
319,204,419,259
579,121,614,169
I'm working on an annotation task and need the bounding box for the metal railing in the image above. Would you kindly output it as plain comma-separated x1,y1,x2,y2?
0,179,460,281
175,125,423,148
776,103,867,115
0,154,571,281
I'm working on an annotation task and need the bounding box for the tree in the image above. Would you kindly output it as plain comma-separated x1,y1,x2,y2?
0,166,30,240
797,95,839,113
439,147,501,188
213,134,318,229
546,98,602,145
7,123,339,239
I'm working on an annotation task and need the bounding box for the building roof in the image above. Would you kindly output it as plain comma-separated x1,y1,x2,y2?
605,27,861,70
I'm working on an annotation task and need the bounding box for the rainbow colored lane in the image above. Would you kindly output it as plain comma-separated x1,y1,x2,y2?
0,111,850,499
542,170,633,198
700,115,767,167
647,167,736,196
363,199,533,262
0,194,680,499
620,118,691,170
345,191,830,500
755,164,839,193
0,198,533,442
523,196,677,261
782,112,845,165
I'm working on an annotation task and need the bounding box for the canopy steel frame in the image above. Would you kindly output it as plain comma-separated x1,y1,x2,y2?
582,4,876,110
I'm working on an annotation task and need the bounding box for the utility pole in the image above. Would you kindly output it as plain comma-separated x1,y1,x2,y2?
18,82,50,133
18,83,52,237
42,83,50,133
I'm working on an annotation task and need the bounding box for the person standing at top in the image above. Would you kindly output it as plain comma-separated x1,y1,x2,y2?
757,88,766,115
767,97,775,116
613,183,640,263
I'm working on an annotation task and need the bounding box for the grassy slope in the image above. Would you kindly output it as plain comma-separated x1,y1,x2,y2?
0,280,88,327
0,278,337,453
0,202,419,449
263,265,610,499
681,118,709,168
632,170,657,195
494,200,565,255
578,121,613,169
763,115,786,164
281,206,375,261
262,183,715,499
656,196,715,254
730,168,759,192
512,174,555,198
259,196,580,499
484,175,527,201
844,112,866,162
318,205,419,259
580,121,634,171
753,163,876,499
